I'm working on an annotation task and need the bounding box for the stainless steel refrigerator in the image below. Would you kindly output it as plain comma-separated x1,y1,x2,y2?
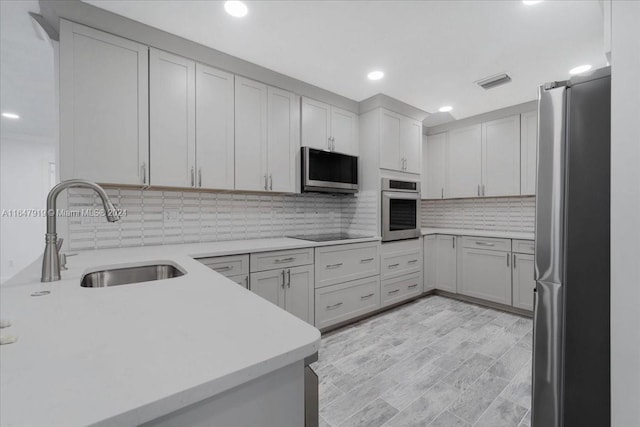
532,66,611,427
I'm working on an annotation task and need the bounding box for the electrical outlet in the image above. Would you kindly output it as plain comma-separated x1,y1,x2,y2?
163,208,180,223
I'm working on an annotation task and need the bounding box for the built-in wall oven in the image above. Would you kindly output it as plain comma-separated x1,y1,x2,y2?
381,178,421,242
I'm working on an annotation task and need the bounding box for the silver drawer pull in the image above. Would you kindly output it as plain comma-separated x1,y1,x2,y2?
388,263,400,269
388,289,400,295
275,257,295,263
215,266,233,272
408,259,418,264
360,293,375,300
408,284,419,289
360,258,374,263
326,263,343,269
475,241,495,246
326,302,343,310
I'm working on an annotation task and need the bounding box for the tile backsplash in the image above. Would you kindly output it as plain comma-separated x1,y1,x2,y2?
421,196,535,233
65,188,378,251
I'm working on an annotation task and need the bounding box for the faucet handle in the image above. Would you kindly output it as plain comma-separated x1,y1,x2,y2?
56,238,64,251
59,252,77,271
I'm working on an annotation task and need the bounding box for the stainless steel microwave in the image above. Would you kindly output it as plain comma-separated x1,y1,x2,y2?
302,147,358,194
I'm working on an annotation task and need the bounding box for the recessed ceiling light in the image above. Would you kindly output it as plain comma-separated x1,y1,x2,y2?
224,1,248,18
522,0,543,5
367,70,384,81
1,112,20,119
569,64,592,75
438,106,453,113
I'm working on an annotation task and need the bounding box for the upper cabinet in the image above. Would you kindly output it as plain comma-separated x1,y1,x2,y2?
423,132,447,199
446,124,482,198
380,109,422,174
60,21,149,185
301,97,358,155
520,111,538,196
481,115,521,197
267,86,299,193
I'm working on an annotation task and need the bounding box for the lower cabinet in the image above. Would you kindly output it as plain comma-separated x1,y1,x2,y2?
229,274,249,288
315,276,380,330
250,264,314,325
512,253,535,311
460,247,512,305
381,273,422,308
423,235,437,291
435,235,457,292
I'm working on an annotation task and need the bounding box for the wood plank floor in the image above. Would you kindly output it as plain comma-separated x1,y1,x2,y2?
312,295,533,427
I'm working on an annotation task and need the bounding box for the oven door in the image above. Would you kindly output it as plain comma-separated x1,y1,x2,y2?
382,191,421,242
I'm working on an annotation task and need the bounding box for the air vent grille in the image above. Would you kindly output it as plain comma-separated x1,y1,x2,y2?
475,73,512,90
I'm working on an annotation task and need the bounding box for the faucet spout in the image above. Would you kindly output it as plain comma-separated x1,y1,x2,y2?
41,179,120,282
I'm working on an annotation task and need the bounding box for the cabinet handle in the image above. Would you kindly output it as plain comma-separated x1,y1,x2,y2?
198,168,202,188
332,137,336,151
408,259,418,264
507,253,510,267
269,174,273,191
408,284,419,288
328,137,332,151
190,167,195,187
388,263,400,269
441,188,444,199
475,241,495,247
275,257,295,263
264,174,268,190
141,163,147,185
281,269,286,288
453,237,456,249
360,258,374,263
326,302,343,310
482,184,486,196
360,293,375,300
244,276,249,288
477,185,480,196
287,268,291,288
388,289,400,295
216,266,233,272
513,254,517,268
326,263,343,269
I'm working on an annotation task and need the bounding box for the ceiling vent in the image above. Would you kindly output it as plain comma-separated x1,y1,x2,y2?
475,73,512,90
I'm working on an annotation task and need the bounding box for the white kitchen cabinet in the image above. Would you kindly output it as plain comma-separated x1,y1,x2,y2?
481,115,521,197
520,111,538,195
512,253,535,311
381,272,423,308
235,77,268,191
423,132,447,199
461,247,512,305
267,87,299,192
250,269,283,307
424,235,437,291
301,97,358,155
435,235,457,292
447,124,482,198
401,118,423,174
315,242,379,288
380,109,422,173
315,276,380,330
195,63,235,190
59,21,149,185
149,49,196,188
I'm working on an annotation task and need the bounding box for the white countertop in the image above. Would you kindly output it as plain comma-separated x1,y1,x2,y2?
0,236,377,426
421,227,535,241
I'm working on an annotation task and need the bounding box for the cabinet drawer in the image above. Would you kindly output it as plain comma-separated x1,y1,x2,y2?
381,248,422,280
250,248,313,272
198,254,249,278
513,239,535,254
229,274,249,289
315,276,380,330
315,242,379,288
381,272,422,308
462,236,511,252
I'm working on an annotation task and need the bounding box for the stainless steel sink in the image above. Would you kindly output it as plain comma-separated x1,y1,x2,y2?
80,264,185,288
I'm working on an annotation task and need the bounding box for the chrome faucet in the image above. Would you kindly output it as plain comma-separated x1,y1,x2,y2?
41,179,120,282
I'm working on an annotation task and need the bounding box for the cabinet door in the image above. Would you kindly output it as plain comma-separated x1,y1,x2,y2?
482,115,521,196
285,265,314,324
380,109,402,171
267,87,298,193
195,64,235,190
59,21,149,185
513,253,535,310
331,106,359,155
424,235,437,291
423,132,447,199
435,235,457,292
461,248,512,305
250,269,285,309
235,77,268,191
447,124,482,198
520,111,538,195
301,97,331,151
401,118,422,174
149,49,196,187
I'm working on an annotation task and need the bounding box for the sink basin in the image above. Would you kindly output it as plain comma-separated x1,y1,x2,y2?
80,263,185,288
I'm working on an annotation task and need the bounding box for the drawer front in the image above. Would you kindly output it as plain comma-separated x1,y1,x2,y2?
381,272,423,308
460,248,512,305
198,254,249,277
462,236,512,252
315,242,379,288
381,248,422,280
250,248,313,272
315,276,380,330
229,274,249,289
513,239,535,254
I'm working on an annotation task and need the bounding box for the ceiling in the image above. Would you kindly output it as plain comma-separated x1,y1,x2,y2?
84,0,606,122
0,0,57,142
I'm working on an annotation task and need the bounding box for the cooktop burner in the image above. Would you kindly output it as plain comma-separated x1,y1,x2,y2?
288,233,374,242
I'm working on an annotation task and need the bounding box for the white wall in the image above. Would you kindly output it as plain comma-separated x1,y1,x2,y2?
610,1,640,426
